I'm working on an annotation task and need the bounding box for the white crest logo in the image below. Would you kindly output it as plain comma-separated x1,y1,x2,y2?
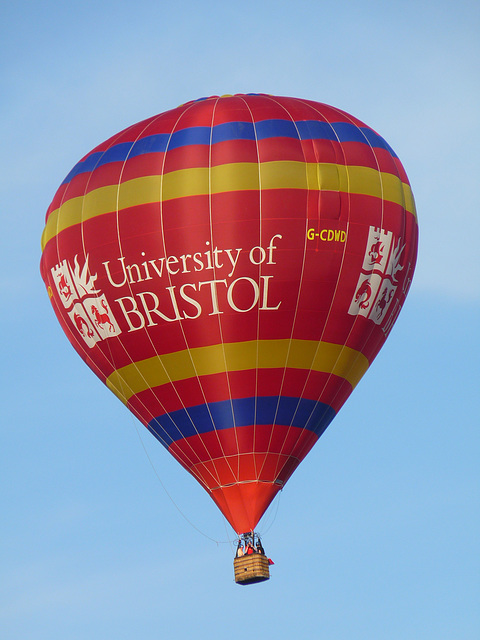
348,226,404,326
51,255,121,347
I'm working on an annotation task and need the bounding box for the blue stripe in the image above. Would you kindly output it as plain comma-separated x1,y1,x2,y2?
62,120,397,184
61,138,170,184
169,126,211,149
129,133,170,156
147,396,336,448
358,126,396,155
329,122,396,155
62,151,104,183
212,121,256,143
296,120,338,141
256,119,300,140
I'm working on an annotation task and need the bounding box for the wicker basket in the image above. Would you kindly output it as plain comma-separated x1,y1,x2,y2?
234,554,270,585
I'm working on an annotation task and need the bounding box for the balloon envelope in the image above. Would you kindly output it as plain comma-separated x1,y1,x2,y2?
40,94,418,534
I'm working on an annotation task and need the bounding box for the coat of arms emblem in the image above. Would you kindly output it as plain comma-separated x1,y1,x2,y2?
348,226,406,328
51,255,121,347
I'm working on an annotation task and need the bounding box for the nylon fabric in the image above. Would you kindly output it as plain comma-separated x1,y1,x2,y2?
40,94,418,533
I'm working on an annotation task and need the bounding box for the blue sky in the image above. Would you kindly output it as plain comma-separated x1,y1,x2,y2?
1,1,479,638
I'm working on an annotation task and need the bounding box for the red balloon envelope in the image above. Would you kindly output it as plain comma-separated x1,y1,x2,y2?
40,94,418,534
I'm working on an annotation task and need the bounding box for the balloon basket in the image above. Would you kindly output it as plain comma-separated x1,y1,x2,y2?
234,554,270,585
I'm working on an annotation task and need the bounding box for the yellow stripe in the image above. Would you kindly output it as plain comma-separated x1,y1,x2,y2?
106,339,370,405
41,161,416,250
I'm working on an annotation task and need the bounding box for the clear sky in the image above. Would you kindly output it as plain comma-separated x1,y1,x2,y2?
1,1,479,638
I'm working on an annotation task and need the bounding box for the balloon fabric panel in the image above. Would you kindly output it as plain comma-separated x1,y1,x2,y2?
40,94,418,534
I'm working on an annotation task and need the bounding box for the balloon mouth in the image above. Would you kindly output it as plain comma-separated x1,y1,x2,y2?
209,481,282,534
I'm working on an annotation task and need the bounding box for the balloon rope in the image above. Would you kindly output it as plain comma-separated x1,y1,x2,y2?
129,413,235,545
257,489,282,537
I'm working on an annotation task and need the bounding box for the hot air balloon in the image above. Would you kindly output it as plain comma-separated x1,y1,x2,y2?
40,94,417,582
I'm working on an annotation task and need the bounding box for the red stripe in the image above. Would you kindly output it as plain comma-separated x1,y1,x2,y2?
168,424,319,479
128,368,353,424
51,141,409,210
205,95,253,125
44,198,403,372
171,99,216,128
85,161,126,193
210,139,260,165
256,136,305,162
294,98,369,126
43,197,414,376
